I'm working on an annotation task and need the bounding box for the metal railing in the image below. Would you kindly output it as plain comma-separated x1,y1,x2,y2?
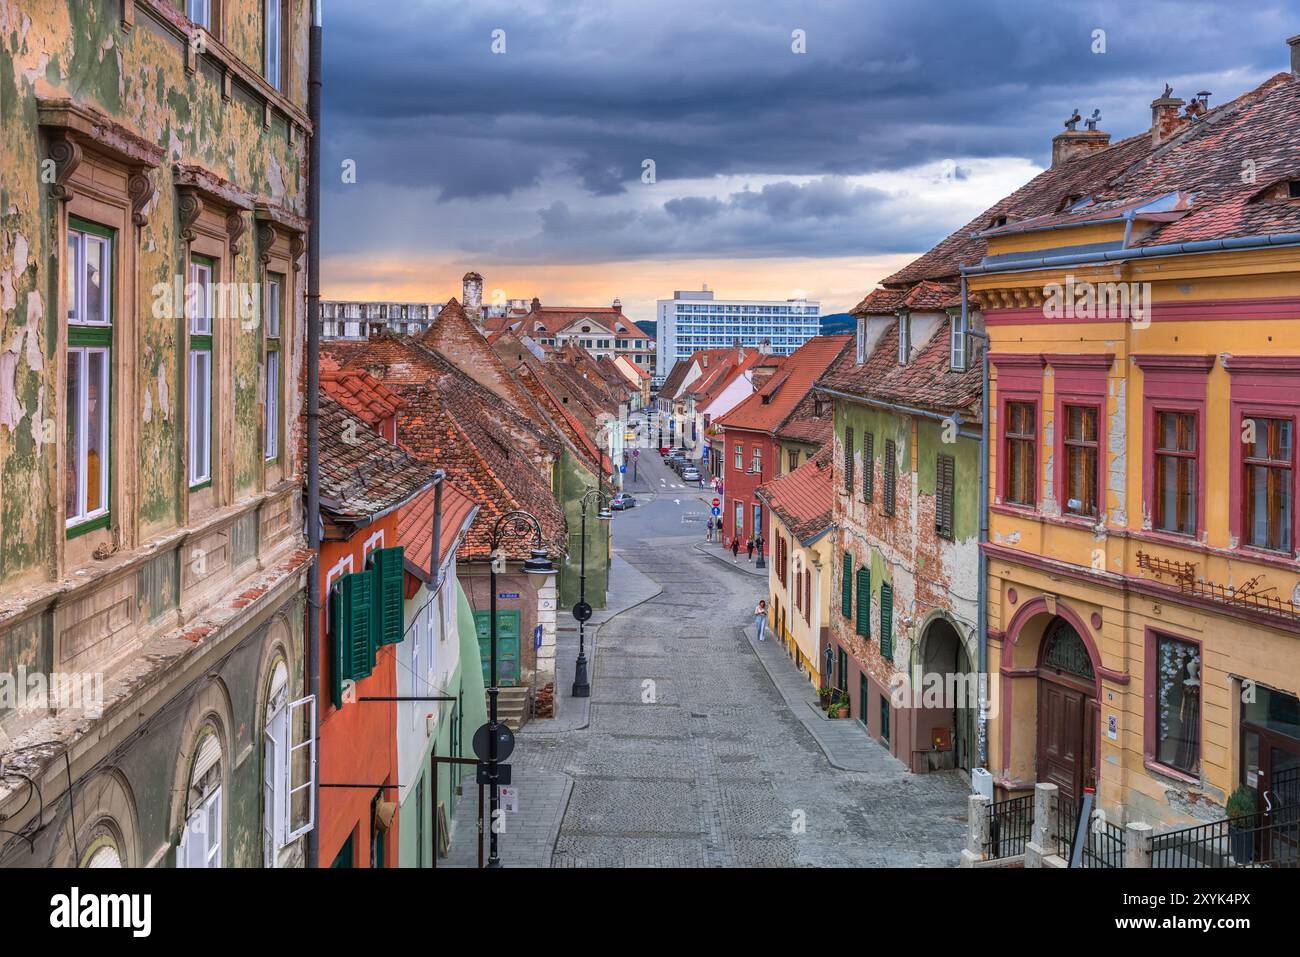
985,794,1034,860
1150,803,1300,868
1057,796,1126,868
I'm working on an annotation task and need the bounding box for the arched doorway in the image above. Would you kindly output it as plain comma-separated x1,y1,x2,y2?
917,617,976,772
1035,616,1099,801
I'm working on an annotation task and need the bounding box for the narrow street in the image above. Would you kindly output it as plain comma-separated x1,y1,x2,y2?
499,441,970,867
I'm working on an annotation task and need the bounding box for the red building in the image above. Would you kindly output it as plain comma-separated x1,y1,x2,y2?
314,379,439,867
717,336,852,548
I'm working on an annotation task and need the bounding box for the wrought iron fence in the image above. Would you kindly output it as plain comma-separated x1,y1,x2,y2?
985,794,1034,860
1056,796,1126,868
1150,803,1300,868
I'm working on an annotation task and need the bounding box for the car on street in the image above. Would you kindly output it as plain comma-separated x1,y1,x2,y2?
610,492,636,510
682,467,701,482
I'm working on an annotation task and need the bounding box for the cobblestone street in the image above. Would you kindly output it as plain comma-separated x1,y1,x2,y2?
501,447,970,867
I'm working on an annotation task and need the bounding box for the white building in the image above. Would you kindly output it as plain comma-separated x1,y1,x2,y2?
321,299,445,339
656,286,820,378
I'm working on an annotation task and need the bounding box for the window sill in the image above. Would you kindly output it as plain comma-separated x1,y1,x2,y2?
190,480,213,493
1143,757,1202,787
66,513,111,540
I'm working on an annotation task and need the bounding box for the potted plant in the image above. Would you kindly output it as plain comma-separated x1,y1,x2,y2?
1225,785,1256,865
818,687,832,711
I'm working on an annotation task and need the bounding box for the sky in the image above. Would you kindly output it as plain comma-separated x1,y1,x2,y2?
319,0,1299,321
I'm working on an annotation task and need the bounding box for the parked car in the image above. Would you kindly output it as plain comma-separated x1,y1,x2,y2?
682,467,701,482
610,492,636,510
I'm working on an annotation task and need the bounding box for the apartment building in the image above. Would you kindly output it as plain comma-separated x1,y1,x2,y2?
656,287,821,377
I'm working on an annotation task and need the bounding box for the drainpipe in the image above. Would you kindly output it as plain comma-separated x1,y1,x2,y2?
963,274,992,771
429,469,446,586
305,0,323,869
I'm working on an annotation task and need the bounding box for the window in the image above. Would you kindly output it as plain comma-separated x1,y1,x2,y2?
733,501,743,538
950,312,968,372
936,454,955,540
751,445,762,474
862,432,874,503
883,439,896,516
856,316,866,364
898,315,911,364
1244,417,1294,552
1153,634,1201,775
879,582,894,661
178,727,222,868
264,274,282,461
734,443,743,470
788,450,799,473
264,0,281,89
188,256,214,489
837,647,847,692
844,427,855,493
854,568,871,638
187,0,212,29
840,552,852,618
1154,411,1196,535
1063,404,1099,517
752,503,762,538
65,219,113,534
1004,401,1036,506
879,693,891,744
803,565,811,624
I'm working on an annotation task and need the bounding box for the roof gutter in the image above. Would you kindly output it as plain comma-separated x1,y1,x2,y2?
959,230,1300,277
964,274,991,772
812,385,982,441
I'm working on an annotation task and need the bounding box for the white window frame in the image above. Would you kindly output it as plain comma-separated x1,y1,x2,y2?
65,224,113,529
898,314,911,365
950,312,968,372
264,274,282,461
264,0,282,90
177,732,223,868
187,0,212,30
285,694,317,843
188,259,213,488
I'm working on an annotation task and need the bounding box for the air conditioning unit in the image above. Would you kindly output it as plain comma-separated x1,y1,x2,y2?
971,767,994,800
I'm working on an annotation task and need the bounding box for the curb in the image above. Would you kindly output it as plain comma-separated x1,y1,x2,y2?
691,540,768,579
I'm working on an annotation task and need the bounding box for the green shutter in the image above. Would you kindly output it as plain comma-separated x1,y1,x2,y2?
854,568,871,637
880,582,894,662
369,546,406,646
840,552,853,618
332,570,376,707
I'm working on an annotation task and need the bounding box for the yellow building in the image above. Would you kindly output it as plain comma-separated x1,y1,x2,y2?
757,450,835,687
963,65,1300,829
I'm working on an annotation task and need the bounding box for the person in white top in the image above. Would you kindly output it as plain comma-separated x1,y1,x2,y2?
755,599,768,641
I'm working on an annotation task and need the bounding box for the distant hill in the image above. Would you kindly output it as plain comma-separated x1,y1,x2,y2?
820,313,855,335
637,320,656,340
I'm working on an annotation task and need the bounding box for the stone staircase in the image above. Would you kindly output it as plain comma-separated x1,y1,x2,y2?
490,686,531,731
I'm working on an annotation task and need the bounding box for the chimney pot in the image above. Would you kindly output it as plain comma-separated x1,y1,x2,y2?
462,271,484,324
1150,89,1187,147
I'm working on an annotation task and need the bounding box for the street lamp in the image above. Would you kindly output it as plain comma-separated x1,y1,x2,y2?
486,510,556,868
572,486,612,698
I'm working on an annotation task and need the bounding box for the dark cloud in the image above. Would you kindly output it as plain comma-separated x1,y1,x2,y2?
321,0,1297,264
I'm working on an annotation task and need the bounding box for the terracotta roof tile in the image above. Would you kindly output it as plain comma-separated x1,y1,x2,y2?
756,447,835,544
717,336,852,435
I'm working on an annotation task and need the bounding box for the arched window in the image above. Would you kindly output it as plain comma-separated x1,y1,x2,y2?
263,660,289,866
177,724,223,867
1040,617,1095,681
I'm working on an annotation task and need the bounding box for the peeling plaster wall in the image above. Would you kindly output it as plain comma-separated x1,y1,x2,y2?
0,0,308,580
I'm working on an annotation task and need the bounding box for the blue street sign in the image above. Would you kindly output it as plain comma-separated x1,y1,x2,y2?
711,506,721,516
534,624,543,649
620,465,626,473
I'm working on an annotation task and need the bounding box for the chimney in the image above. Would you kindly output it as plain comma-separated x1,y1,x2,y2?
759,338,772,356
1290,33,1300,74
1150,88,1187,147
530,296,541,312
1051,108,1110,167
612,298,622,312
462,271,483,323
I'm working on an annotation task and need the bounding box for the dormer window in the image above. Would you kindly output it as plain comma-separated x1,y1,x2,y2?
1291,181,1300,199
856,316,866,364
950,311,969,372
1057,193,1084,212
897,315,912,365
989,214,1009,229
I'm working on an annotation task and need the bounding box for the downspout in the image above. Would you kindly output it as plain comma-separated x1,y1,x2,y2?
305,0,323,869
964,274,991,770
430,470,446,586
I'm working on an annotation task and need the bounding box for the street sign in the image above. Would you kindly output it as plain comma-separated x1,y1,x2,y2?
498,592,520,599
711,506,721,517
534,624,543,649
620,465,626,474
476,763,511,786
711,498,720,507
572,601,593,623
473,722,516,762
633,449,639,458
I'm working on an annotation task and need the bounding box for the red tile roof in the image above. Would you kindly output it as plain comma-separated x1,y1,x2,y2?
397,480,480,579
320,368,404,430
756,447,835,544
717,336,852,435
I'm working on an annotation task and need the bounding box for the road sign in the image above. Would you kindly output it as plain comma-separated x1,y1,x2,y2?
572,601,593,623
711,506,721,517
711,498,720,507
534,623,543,649
473,722,516,762
500,786,519,813
476,763,511,786
620,465,626,474
633,449,640,458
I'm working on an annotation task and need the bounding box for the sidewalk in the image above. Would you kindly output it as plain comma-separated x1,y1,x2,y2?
742,624,907,775
692,539,768,578
521,550,661,734
441,769,573,868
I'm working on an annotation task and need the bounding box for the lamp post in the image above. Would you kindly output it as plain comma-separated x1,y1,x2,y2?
486,510,557,868
572,487,612,698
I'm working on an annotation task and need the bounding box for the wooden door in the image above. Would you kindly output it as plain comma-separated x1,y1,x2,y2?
1037,678,1093,802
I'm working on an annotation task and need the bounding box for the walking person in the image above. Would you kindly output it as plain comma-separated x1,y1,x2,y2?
755,599,768,641
731,536,740,562
746,537,755,563
705,516,714,542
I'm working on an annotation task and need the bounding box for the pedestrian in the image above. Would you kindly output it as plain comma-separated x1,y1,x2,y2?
755,599,768,641
746,538,755,562
731,537,740,562
705,517,714,542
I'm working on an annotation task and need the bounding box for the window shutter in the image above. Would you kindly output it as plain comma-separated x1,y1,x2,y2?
884,439,896,516
880,582,894,661
803,569,811,623
369,546,406,646
332,570,375,707
863,432,874,502
936,454,955,540
844,428,854,493
854,568,871,638
840,552,853,618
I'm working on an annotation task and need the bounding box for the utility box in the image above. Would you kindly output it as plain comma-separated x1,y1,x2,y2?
971,767,994,800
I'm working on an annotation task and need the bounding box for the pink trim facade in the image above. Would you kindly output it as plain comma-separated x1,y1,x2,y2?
1048,354,1113,520
1142,624,1205,785
1224,356,1300,557
1134,354,1214,541
984,296,1300,327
